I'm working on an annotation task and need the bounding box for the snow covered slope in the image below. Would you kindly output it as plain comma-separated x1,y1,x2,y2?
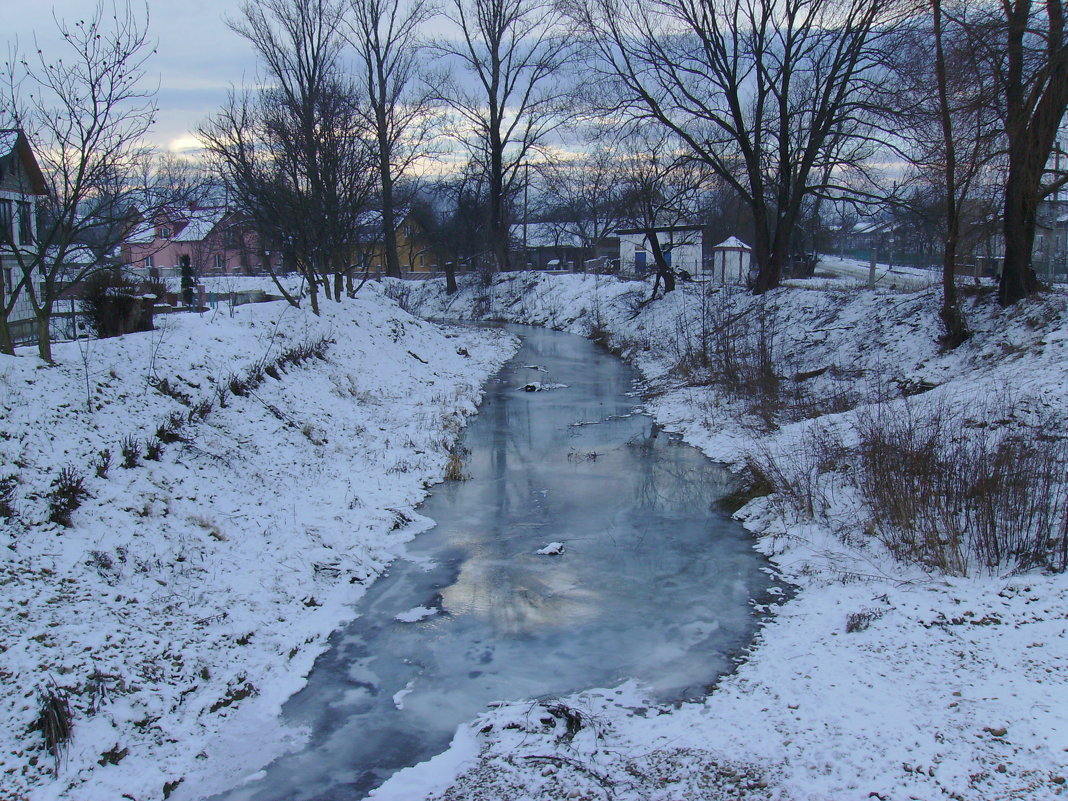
392,272,1068,801
0,285,516,800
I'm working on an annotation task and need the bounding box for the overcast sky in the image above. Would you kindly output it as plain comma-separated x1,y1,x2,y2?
4,1,269,153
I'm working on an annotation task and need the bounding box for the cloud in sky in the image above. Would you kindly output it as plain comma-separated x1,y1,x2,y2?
4,0,256,150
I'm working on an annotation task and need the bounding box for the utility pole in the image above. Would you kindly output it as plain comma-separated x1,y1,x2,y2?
1051,142,1062,283
523,162,529,267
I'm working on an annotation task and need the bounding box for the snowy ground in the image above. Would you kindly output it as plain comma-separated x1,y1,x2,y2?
5,270,1067,801
0,285,516,800
380,271,1068,801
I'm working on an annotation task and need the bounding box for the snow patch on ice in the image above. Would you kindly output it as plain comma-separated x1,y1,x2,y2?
395,606,437,623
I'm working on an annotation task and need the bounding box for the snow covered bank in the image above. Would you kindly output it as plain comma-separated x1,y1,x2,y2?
0,285,516,800
389,272,1068,801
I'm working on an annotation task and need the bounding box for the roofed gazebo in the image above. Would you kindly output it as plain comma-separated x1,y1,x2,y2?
708,236,752,283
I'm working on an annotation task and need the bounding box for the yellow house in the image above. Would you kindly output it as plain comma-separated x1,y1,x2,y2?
359,209,447,274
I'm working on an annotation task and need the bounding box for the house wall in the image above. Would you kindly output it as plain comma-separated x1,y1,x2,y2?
619,231,702,274
363,214,446,274
1,185,41,343
124,223,263,279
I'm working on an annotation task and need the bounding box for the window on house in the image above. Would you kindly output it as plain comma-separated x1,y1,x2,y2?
160,227,171,240
4,267,12,293
17,202,32,244
0,200,12,244
214,253,225,270
634,250,647,270
145,255,154,268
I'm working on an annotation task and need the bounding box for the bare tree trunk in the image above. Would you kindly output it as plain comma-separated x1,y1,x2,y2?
996,0,1068,305
1000,162,1042,305
377,93,402,280
381,166,402,279
646,233,675,297
444,262,458,294
489,129,511,274
749,214,781,293
36,316,53,363
0,310,13,355
934,0,970,347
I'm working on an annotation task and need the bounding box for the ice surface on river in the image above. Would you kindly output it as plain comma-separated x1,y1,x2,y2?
213,325,774,801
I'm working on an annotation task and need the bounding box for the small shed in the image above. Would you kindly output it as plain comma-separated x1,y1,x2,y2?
616,225,703,275
709,236,752,283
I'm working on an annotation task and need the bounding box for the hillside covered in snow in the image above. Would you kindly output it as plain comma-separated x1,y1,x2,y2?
0,286,515,800
388,271,1068,801
2,270,1067,801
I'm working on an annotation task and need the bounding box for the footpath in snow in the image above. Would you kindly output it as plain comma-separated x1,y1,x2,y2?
383,271,1068,801
0,283,516,801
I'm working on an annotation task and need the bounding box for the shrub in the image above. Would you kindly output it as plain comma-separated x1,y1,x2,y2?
444,445,471,481
854,398,1068,574
746,422,849,521
92,449,112,479
155,412,186,444
36,683,72,776
188,399,213,421
846,609,883,633
148,377,192,406
121,436,141,468
228,373,249,396
49,466,88,527
145,438,163,461
672,287,788,428
0,473,18,518
81,269,155,338
752,392,1068,575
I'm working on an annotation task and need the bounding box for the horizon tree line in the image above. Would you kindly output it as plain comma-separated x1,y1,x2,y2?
1,0,1067,360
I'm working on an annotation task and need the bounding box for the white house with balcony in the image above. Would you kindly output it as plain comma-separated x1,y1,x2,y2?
0,130,47,346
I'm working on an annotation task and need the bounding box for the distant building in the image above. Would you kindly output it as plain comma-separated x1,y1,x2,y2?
0,129,48,344
512,222,619,271
616,225,703,275
355,209,448,275
122,207,271,279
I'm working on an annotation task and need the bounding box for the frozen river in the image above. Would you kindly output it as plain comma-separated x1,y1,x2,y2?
215,325,774,800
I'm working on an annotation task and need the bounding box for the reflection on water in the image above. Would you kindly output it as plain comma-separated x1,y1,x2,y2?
212,325,774,801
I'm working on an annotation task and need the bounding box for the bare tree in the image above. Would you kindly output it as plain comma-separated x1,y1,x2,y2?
0,2,158,362
984,0,1068,305
539,145,631,261
435,0,574,279
890,2,1001,346
575,0,901,294
616,132,709,298
346,0,437,279
431,166,489,291
202,0,377,313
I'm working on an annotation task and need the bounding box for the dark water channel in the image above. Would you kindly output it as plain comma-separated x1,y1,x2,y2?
216,325,774,801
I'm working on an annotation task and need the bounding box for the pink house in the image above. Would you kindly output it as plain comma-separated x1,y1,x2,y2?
122,207,276,279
